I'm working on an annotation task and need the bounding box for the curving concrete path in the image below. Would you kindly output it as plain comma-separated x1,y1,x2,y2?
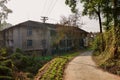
64,51,120,80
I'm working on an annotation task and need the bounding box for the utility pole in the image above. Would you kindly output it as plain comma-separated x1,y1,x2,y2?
41,16,48,23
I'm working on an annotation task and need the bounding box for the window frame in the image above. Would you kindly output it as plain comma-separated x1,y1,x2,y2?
27,27,32,36
27,40,33,47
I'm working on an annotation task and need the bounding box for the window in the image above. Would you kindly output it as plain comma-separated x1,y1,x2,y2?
9,40,13,47
27,27,32,36
50,30,56,36
42,40,46,48
60,40,65,47
117,0,120,7
27,40,32,47
67,40,72,47
117,15,120,20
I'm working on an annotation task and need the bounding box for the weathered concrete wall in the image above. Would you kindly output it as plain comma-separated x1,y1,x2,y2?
10,25,50,54
4,28,14,48
12,27,22,51
21,26,48,51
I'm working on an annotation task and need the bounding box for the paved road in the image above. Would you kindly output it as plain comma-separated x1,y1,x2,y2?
64,51,120,80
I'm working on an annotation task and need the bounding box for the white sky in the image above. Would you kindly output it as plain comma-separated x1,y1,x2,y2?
6,0,99,32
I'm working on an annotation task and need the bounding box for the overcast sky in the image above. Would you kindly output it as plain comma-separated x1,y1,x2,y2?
6,0,99,32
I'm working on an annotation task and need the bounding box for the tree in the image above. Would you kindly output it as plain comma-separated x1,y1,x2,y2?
66,0,102,32
102,0,113,30
0,0,12,48
55,24,86,50
65,0,108,51
0,0,12,27
55,13,86,50
65,0,113,31
0,0,13,79
112,0,120,58
65,0,114,30
60,10,83,27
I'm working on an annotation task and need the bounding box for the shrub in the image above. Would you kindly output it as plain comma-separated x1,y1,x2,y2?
0,48,7,56
11,52,53,75
0,48,14,80
92,35,102,51
15,48,23,53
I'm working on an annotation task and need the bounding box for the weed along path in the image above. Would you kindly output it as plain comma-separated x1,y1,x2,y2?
64,51,120,80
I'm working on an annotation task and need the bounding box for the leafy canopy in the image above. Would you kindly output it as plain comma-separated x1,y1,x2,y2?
0,0,12,26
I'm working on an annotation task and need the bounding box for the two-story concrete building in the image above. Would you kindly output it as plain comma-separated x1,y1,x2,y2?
1,20,88,55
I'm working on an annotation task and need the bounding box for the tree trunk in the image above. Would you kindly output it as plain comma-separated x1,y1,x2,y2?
98,13,102,33
97,5,104,51
106,0,109,30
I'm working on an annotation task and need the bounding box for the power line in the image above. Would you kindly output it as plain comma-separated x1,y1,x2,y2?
47,0,58,16
41,0,58,17
40,0,58,23
41,0,50,16
42,0,54,16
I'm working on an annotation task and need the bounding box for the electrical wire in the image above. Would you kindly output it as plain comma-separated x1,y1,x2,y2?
47,0,58,16
42,0,54,16
41,0,49,16
40,0,59,24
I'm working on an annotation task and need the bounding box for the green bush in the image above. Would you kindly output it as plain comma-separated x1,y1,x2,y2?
92,35,102,51
11,52,53,75
0,48,14,80
15,48,23,53
0,48,7,57
0,66,12,76
0,59,13,68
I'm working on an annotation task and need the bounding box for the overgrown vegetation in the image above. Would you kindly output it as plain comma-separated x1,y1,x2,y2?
92,27,120,75
35,51,80,80
0,48,53,80
0,47,81,80
0,48,14,80
11,53,52,74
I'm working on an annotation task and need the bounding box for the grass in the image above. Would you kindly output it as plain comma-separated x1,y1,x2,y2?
35,51,81,80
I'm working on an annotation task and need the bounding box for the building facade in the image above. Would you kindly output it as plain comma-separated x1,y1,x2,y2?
1,20,88,55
